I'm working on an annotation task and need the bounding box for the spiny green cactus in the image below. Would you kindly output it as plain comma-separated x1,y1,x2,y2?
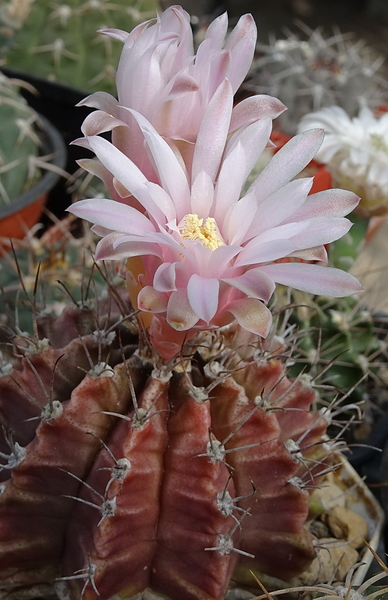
0,223,345,600
0,71,41,205
244,23,388,135
284,291,388,432
0,214,112,335
1,0,158,94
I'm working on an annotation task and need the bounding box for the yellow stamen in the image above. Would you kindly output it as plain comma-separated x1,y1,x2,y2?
179,214,224,251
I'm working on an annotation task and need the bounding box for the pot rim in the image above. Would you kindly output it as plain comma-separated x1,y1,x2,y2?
0,114,67,219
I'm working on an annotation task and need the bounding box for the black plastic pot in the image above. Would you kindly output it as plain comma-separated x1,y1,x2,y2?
0,67,95,223
0,114,67,240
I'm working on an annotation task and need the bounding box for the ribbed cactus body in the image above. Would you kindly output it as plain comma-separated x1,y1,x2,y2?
0,302,330,600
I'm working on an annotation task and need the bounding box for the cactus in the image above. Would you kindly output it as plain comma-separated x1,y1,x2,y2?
0,71,41,205
286,292,387,409
244,23,388,135
1,0,159,94
0,213,114,335
0,228,341,600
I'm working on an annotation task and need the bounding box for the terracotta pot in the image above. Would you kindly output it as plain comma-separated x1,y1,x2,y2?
270,129,332,194
0,114,67,242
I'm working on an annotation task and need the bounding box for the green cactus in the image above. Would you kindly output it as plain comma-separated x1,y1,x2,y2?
284,290,387,425
0,71,42,204
1,0,159,94
0,214,120,337
0,222,344,600
245,24,388,135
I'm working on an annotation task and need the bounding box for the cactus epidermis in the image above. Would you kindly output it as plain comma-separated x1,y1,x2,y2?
0,276,335,600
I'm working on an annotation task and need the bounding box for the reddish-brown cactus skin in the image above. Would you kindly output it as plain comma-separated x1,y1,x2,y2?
209,370,317,581
152,393,238,600
63,376,170,600
0,305,331,600
0,356,145,588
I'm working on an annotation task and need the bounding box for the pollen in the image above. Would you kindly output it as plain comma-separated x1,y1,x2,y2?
179,214,224,251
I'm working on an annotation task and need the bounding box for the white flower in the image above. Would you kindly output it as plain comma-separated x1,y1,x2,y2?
298,106,388,216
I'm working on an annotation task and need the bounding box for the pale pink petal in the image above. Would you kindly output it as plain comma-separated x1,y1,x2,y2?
248,129,324,203
226,298,272,337
224,14,257,91
258,263,363,296
95,234,162,261
224,117,273,182
85,136,147,198
223,269,275,302
77,91,119,113
91,225,111,237
206,50,231,100
244,216,350,251
163,73,199,101
72,137,92,150
167,290,199,331
235,239,297,267
285,188,360,222
192,79,233,182
98,28,132,43
138,286,169,313
114,231,186,261
153,262,188,292
207,245,242,277
144,182,177,222
128,43,167,113
190,171,214,218
204,12,228,50
237,178,314,243
81,111,127,137
124,108,191,218
213,142,247,224
288,245,328,262
67,198,155,234
187,275,219,323
287,216,352,248
230,95,287,132
76,158,124,203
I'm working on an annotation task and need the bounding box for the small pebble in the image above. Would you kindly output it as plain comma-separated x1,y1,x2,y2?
322,506,369,549
293,537,359,585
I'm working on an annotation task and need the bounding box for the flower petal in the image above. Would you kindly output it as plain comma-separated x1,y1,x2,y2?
67,198,155,234
223,269,276,302
248,129,324,203
187,274,219,323
192,79,233,182
258,263,363,296
213,141,248,225
153,262,188,292
230,95,287,132
235,239,297,267
138,286,169,313
190,171,215,218
85,136,148,199
167,290,200,331
77,91,119,113
223,14,257,91
286,188,360,221
124,108,191,218
237,178,314,243
224,117,273,183
81,111,127,136
95,234,162,261
226,298,272,337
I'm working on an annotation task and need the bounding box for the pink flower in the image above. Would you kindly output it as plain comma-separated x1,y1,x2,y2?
68,81,362,359
76,5,257,190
